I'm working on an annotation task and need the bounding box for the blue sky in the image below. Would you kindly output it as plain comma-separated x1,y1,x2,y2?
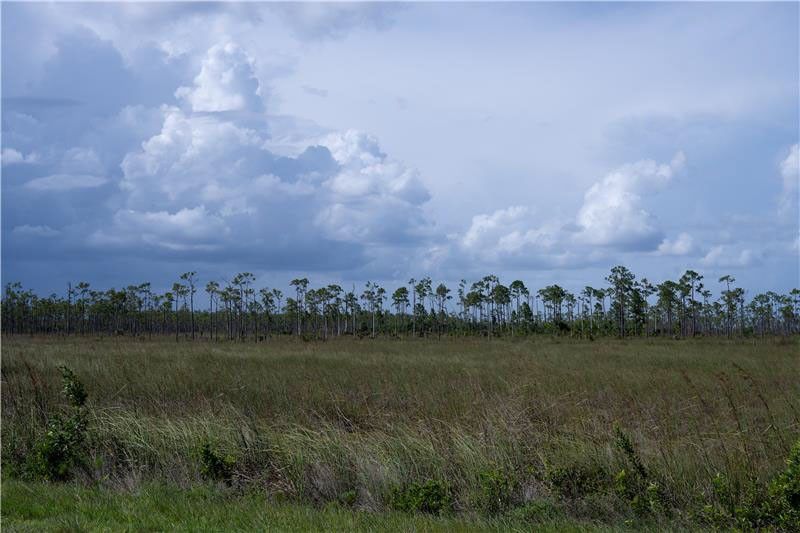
2,2,798,297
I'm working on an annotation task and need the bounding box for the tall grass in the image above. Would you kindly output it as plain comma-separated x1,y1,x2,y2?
2,336,798,527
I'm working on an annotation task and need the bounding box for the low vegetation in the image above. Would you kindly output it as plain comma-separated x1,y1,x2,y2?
2,335,798,529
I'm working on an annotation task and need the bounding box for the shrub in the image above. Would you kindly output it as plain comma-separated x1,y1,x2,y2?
547,463,608,499
507,500,563,523
613,427,667,516
32,411,88,481
60,366,87,408
614,426,646,479
28,366,88,481
765,439,800,530
338,489,358,507
701,471,773,529
478,468,517,515
199,442,236,484
390,480,451,515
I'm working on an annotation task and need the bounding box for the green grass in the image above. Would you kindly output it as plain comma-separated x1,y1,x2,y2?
2,480,621,532
2,335,798,529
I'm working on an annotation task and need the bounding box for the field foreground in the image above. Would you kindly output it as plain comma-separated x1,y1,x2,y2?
2,336,799,530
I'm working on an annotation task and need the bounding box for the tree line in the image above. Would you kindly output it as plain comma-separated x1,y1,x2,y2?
2,266,799,340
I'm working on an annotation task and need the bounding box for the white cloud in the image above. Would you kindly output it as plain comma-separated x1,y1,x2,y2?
657,232,695,256
11,224,60,238
175,42,263,113
462,206,532,250
447,152,690,270
320,129,430,205
453,205,590,269
779,143,798,214
90,206,229,251
575,151,685,249
25,174,108,191
701,244,760,268
61,147,104,174
2,148,38,165
120,106,264,207
111,42,434,262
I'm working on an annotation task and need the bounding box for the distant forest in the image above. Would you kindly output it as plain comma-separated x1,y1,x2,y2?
2,266,799,340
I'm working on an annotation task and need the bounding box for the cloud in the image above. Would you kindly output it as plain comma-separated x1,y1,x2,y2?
462,206,543,251
11,224,60,238
60,147,104,174
25,174,108,191
779,143,799,214
302,85,328,98
320,129,430,205
1,148,39,165
108,43,434,268
452,206,599,270
90,206,230,252
32,28,138,115
120,106,266,208
657,232,695,256
269,3,399,40
449,152,688,269
3,3,797,294
701,244,760,268
175,42,263,113
575,152,685,250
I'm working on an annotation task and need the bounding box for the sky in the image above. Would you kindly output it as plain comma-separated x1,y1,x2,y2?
2,2,798,298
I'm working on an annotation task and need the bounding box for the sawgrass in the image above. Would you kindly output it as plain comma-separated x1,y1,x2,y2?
2,335,798,529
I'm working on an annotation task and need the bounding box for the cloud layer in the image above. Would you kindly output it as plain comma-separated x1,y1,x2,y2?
2,2,797,293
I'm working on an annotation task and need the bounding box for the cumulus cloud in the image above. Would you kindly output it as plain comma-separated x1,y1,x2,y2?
2,148,39,165
449,153,687,269
110,42,433,263
460,206,557,254
315,130,431,243
452,205,595,270
90,206,229,252
12,224,60,238
779,143,798,214
657,232,695,256
25,174,108,191
575,151,685,250
320,130,430,208
120,106,265,207
7,2,793,292
175,42,263,113
701,244,760,268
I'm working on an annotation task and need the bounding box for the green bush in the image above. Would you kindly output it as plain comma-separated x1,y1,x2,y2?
60,366,87,408
614,426,647,480
390,480,451,515
478,468,517,515
338,489,358,507
31,411,87,481
28,366,88,481
613,426,667,516
199,442,236,484
765,439,800,530
699,443,800,530
701,472,771,529
547,463,608,499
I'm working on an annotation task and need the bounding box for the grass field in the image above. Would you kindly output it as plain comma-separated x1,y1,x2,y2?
2,336,799,530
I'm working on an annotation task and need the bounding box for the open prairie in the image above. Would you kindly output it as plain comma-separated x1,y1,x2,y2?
2,336,798,530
